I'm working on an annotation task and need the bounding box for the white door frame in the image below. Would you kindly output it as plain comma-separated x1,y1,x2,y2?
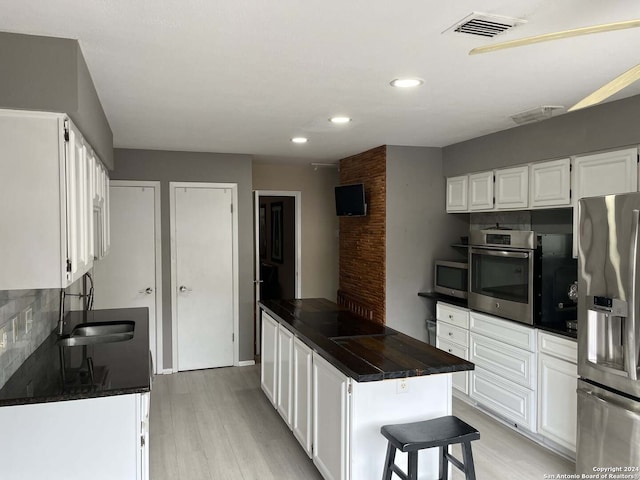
170,182,239,371
108,180,163,374
253,190,302,355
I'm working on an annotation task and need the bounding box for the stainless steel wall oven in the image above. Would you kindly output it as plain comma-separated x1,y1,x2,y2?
468,229,576,326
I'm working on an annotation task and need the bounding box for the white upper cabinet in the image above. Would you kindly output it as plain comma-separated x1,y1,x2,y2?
572,147,638,255
91,156,111,260
529,158,571,208
446,175,468,212
495,165,529,210
468,171,494,211
0,109,101,289
572,147,637,200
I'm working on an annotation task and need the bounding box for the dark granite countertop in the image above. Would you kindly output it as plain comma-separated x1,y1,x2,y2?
537,322,578,339
260,298,474,382
0,307,151,407
420,292,578,339
418,291,468,309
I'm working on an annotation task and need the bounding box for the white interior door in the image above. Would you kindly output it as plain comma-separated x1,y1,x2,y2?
92,182,161,373
172,184,235,371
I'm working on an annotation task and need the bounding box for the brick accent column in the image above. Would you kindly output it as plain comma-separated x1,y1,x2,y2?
339,145,386,324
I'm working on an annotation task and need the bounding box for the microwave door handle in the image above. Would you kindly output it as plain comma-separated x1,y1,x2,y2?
627,209,640,380
470,248,529,259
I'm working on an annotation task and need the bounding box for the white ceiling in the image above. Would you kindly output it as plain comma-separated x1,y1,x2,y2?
2,1,640,164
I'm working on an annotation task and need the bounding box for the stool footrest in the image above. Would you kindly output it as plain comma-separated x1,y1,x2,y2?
444,451,464,472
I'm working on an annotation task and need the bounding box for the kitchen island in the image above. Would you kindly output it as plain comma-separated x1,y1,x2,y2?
0,307,151,480
260,298,474,480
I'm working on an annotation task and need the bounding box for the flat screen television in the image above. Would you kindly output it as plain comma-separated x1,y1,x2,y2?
335,183,367,216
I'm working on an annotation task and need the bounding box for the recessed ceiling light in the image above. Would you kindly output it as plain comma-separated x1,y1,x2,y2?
390,78,423,88
291,137,308,144
329,116,351,124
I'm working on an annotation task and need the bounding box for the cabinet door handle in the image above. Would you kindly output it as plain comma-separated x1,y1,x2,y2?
448,349,453,353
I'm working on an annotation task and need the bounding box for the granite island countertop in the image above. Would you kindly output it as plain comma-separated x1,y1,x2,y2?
260,298,474,382
0,307,151,407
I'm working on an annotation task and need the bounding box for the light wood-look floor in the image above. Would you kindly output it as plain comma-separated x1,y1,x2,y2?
150,365,575,479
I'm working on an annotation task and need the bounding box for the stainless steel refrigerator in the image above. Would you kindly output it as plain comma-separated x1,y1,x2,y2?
577,192,640,473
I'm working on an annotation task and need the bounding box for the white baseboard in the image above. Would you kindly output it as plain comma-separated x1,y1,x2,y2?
238,360,256,367
161,368,174,375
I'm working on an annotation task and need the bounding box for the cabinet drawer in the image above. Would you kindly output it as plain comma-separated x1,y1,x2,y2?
437,323,469,347
470,367,536,432
538,331,577,363
470,311,536,351
436,338,469,395
436,303,469,329
436,337,468,359
470,333,536,388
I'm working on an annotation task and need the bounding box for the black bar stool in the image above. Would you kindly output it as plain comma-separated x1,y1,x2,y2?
380,415,480,480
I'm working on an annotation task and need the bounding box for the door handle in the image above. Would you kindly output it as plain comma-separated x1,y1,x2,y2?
179,285,192,293
139,287,153,295
253,280,264,284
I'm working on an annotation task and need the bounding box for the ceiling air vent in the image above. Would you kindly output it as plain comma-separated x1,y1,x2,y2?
510,106,565,126
444,12,526,38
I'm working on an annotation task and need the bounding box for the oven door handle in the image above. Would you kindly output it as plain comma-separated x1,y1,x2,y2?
470,247,529,259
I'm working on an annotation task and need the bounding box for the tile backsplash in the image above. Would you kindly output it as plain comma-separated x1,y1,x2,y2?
0,289,59,389
470,211,531,231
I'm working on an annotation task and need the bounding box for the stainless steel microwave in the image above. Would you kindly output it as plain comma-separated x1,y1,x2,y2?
434,260,468,299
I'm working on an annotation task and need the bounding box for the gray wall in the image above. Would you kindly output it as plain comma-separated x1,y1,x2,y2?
443,94,640,177
112,149,254,366
0,32,113,168
385,146,469,342
252,162,340,301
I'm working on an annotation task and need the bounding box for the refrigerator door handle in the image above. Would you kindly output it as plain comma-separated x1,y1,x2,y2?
577,385,636,413
628,209,640,380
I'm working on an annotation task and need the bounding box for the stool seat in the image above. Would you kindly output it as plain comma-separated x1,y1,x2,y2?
381,415,480,452
380,415,480,480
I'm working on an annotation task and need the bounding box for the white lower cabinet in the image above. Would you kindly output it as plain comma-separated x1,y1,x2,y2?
469,311,537,432
469,333,536,388
262,311,314,455
537,331,577,455
277,325,294,426
293,337,313,457
436,302,470,395
260,312,279,406
262,308,454,480
313,352,350,480
470,366,536,431
0,393,148,480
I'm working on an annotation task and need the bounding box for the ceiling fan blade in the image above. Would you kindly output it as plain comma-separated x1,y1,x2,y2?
568,63,640,112
469,19,640,55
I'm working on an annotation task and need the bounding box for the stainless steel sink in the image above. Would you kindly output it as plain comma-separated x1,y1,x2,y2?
57,321,135,347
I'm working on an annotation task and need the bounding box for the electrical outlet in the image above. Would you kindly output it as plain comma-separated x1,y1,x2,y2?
23,307,33,334
397,378,409,394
